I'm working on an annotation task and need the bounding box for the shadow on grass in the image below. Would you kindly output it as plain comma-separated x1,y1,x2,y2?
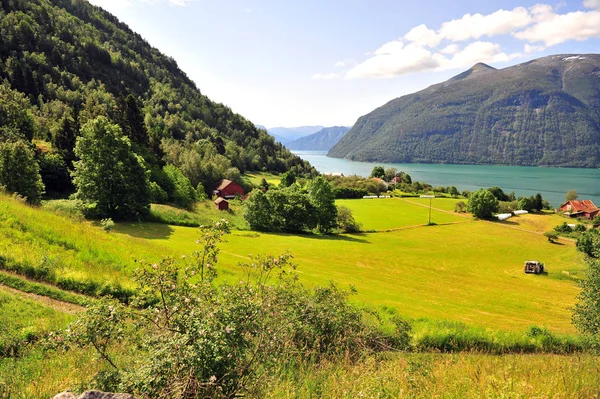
266,231,370,244
114,222,175,240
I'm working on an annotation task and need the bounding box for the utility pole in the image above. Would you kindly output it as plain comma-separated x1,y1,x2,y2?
420,195,435,225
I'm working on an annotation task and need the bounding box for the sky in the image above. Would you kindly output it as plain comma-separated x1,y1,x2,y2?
88,0,600,128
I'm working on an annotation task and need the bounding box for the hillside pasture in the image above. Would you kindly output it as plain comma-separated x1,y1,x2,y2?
336,198,466,231
125,210,585,334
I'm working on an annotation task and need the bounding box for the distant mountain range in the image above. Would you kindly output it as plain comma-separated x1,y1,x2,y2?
286,126,350,151
265,126,324,144
329,54,600,168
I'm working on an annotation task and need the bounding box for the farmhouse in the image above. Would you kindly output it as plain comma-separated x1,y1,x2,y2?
559,199,599,220
213,179,244,199
214,197,229,211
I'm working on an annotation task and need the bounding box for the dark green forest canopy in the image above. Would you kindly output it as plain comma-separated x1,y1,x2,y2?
329,56,600,167
0,0,315,185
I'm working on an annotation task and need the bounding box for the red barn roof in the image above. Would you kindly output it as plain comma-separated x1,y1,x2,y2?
560,200,598,213
214,179,245,198
560,200,599,220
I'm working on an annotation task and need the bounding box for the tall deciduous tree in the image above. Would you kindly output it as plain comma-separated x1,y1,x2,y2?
467,188,499,220
565,189,579,201
573,255,600,344
0,140,44,203
72,117,149,219
0,81,36,142
308,176,337,234
370,166,385,179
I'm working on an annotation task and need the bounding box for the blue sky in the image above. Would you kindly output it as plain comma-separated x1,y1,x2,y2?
89,0,600,128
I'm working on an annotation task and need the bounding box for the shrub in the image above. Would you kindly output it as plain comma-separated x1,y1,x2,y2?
454,201,467,213
148,181,168,203
337,205,362,233
544,231,559,243
0,140,44,204
61,221,411,398
100,218,115,233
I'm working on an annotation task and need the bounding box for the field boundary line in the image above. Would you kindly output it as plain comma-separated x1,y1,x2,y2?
0,283,84,314
399,198,471,218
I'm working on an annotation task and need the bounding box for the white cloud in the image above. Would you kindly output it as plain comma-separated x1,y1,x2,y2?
167,0,196,6
524,43,545,54
341,3,600,79
514,10,600,46
346,43,443,79
333,61,346,68
440,44,460,54
403,24,442,47
312,72,340,80
438,7,531,42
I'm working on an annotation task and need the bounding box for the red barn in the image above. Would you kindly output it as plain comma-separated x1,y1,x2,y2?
215,197,229,211
559,200,599,220
213,179,245,199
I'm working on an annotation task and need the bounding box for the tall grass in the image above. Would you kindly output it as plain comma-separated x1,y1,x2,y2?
0,193,166,299
0,290,75,358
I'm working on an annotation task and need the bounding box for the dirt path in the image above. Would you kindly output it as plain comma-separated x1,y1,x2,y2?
0,283,84,314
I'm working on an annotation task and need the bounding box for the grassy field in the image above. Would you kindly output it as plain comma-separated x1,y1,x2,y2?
337,198,466,230
0,287,76,358
114,198,585,334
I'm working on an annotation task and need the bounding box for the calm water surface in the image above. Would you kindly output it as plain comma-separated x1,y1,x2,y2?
294,151,600,207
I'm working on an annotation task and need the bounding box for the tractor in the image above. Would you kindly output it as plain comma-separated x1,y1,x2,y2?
524,260,545,274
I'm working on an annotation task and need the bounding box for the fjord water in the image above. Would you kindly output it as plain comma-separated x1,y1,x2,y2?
294,151,600,207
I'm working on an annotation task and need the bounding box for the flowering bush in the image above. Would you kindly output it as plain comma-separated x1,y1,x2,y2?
60,219,411,398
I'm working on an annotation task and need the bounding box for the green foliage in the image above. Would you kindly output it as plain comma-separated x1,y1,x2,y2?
566,189,579,201
0,81,35,141
336,205,361,233
325,174,388,196
329,56,600,168
244,190,274,231
163,164,197,209
100,218,114,233
148,181,168,203
0,140,44,203
554,222,573,234
307,176,337,234
280,171,296,187
487,186,512,202
370,166,385,179
467,189,499,220
72,117,150,220
544,231,559,243
454,201,467,213
573,256,600,345
38,151,72,196
577,228,600,258
60,221,410,398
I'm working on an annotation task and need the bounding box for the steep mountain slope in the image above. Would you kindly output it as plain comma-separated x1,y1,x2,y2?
329,55,600,167
0,0,315,192
267,126,324,144
286,126,350,151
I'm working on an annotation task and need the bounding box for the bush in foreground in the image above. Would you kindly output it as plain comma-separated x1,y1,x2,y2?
58,220,410,398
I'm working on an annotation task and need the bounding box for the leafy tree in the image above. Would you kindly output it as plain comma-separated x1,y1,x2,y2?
307,176,337,234
0,140,44,203
467,189,499,220
534,193,543,211
448,186,460,197
518,196,536,212
72,117,150,219
53,114,77,164
487,186,510,201
572,255,600,344
544,231,559,243
244,190,273,231
163,164,197,209
370,166,385,179
115,94,149,147
454,201,467,213
280,171,296,187
576,228,600,258
336,206,361,233
0,81,36,141
384,167,397,182
566,189,579,201
259,178,269,191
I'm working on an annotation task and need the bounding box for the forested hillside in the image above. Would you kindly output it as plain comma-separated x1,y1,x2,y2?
329,55,600,167
0,0,315,202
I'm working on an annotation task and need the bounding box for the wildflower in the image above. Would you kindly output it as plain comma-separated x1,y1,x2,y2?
209,375,217,383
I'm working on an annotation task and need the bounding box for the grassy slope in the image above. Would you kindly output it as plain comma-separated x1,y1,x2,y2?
115,198,585,334
0,194,167,289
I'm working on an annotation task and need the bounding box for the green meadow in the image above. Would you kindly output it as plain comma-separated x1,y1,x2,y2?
115,197,585,334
